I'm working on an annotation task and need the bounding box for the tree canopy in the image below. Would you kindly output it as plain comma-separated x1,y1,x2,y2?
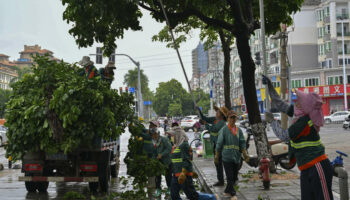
123,67,153,100
153,79,209,116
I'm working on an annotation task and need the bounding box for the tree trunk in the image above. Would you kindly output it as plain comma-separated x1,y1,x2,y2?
235,33,273,164
219,31,232,110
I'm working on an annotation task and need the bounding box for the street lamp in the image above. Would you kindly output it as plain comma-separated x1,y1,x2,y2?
340,18,348,111
89,53,143,118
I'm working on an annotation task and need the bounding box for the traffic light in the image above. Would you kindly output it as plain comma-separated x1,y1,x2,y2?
254,52,261,65
96,47,103,64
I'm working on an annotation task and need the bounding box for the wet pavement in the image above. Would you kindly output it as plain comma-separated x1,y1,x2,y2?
0,130,131,200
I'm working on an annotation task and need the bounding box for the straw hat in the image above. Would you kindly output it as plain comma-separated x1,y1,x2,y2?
227,110,238,118
214,106,229,117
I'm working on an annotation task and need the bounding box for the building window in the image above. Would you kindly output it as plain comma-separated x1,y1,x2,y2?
292,79,302,88
304,78,319,87
325,7,330,17
328,75,343,85
338,58,350,65
347,75,350,84
272,81,280,88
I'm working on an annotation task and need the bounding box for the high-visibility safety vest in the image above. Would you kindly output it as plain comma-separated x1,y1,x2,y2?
288,116,327,171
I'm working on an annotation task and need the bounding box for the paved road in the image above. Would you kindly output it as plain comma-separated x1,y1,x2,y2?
0,124,348,199
0,131,131,200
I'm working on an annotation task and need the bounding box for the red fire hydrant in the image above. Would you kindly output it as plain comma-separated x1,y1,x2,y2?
259,157,270,189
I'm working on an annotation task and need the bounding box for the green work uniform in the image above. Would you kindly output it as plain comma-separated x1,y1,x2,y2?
202,116,226,145
288,115,327,171
154,136,172,167
216,125,246,164
171,141,192,176
141,129,154,158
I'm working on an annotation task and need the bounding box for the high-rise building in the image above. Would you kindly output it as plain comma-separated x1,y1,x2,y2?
191,43,209,90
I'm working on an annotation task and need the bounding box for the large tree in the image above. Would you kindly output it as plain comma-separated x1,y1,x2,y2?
123,67,153,100
62,0,304,163
0,89,12,118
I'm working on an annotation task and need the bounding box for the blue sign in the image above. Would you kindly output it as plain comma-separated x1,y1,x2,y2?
272,76,276,81
257,90,262,102
200,107,203,111
144,101,152,106
17,58,29,62
210,79,214,87
129,87,135,93
210,90,213,98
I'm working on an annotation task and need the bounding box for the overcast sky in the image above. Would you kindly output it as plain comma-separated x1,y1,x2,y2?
0,0,200,92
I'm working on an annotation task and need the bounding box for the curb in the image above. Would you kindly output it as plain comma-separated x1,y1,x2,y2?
192,159,221,200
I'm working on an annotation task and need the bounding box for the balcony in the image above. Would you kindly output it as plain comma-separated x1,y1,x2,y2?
324,16,330,24
324,33,331,41
337,32,350,37
338,49,350,54
337,14,349,20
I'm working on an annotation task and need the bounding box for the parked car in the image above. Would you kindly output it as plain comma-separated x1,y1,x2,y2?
0,125,8,146
180,115,200,132
324,111,350,124
343,115,350,129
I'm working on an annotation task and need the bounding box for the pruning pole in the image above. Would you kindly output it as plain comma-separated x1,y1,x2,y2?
158,0,199,113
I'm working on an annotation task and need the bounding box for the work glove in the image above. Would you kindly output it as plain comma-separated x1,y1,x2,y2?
264,112,275,123
214,151,220,165
157,154,162,160
178,168,187,184
242,149,250,163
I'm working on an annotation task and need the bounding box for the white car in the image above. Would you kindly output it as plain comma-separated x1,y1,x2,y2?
180,115,200,132
0,125,8,146
324,111,350,124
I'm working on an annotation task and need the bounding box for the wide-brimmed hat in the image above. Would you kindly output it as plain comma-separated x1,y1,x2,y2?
78,56,94,67
149,120,159,127
214,106,229,117
227,111,238,118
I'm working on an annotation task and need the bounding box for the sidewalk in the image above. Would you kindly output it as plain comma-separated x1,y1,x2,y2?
193,155,341,200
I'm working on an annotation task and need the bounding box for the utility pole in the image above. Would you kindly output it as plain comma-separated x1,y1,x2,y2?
280,25,288,129
259,0,270,112
341,20,348,111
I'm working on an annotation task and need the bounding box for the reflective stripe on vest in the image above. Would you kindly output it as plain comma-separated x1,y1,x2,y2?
223,145,239,150
171,158,183,163
290,139,322,149
308,120,313,127
210,132,219,137
173,147,181,153
144,140,152,144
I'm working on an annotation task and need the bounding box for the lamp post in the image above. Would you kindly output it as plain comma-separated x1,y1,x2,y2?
89,52,143,117
340,19,348,111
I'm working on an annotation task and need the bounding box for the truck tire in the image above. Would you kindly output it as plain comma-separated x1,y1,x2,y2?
89,182,98,192
25,182,37,192
36,182,49,193
99,151,111,193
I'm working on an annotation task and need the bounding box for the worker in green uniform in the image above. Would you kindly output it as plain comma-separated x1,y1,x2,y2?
150,128,172,197
197,106,228,186
140,119,159,199
215,111,249,197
